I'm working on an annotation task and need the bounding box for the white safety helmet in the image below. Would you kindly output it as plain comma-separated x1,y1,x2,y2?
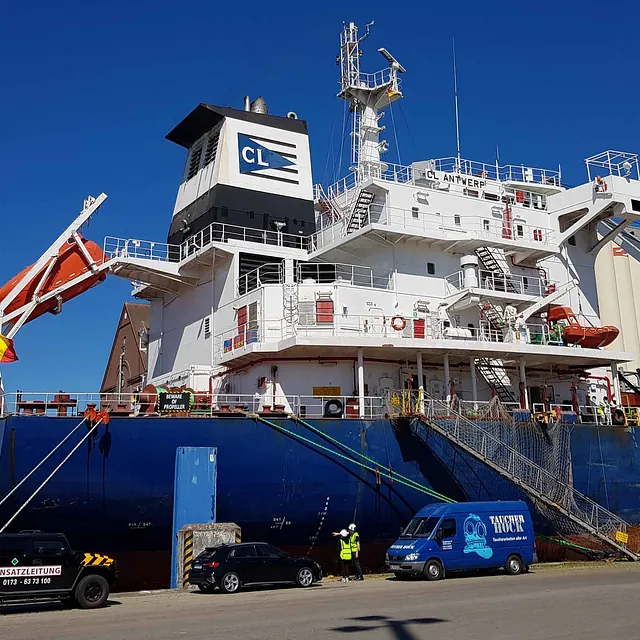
348,523,357,531
340,529,349,537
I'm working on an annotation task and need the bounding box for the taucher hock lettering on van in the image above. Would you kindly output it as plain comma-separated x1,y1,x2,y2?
489,514,526,534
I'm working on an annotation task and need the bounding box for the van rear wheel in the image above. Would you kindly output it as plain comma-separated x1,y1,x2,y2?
505,554,523,576
423,559,443,581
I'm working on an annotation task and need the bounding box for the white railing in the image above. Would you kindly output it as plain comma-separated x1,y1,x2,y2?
103,237,181,263
181,221,311,258
0,392,386,420
380,206,554,246
215,323,261,359
429,157,562,187
445,269,552,297
237,264,282,295
236,262,393,296
310,205,555,255
352,68,394,90
214,315,567,356
298,263,392,289
456,400,521,415
322,157,561,203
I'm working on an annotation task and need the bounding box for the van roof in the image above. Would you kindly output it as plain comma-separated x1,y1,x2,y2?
415,501,528,518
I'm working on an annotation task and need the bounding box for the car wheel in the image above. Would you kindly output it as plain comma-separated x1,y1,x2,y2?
74,574,110,609
505,555,523,576
296,567,314,588
423,559,443,581
220,572,241,594
197,584,215,593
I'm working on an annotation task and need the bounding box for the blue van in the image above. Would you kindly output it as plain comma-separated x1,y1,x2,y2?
386,501,536,580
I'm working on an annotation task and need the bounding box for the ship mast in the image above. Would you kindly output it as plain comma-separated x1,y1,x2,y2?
338,21,406,182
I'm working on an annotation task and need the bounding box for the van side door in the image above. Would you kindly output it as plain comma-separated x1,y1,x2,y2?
434,518,463,570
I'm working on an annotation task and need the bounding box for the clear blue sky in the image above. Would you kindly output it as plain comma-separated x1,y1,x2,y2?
1,0,639,393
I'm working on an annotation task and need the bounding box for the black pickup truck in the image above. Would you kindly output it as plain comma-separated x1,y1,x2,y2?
0,531,117,609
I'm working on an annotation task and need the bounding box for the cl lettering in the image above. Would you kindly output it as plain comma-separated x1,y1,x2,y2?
241,146,270,167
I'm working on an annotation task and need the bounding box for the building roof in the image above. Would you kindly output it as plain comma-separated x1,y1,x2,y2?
166,104,308,149
100,302,149,393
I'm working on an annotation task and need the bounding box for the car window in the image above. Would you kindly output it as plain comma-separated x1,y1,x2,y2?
439,518,457,539
229,545,256,558
0,537,30,558
34,540,68,557
257,545,283,558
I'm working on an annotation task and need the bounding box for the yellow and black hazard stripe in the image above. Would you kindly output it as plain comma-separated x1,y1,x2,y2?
82,553,115,567
183,531,194,587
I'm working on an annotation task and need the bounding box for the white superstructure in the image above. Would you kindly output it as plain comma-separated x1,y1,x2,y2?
100,22,640,418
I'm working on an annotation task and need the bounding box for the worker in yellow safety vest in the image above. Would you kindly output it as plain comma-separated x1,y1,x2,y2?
338,529,352,582
348,523,364,581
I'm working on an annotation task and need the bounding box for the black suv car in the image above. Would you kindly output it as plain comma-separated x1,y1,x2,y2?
189,542,322,594
0,532,117,609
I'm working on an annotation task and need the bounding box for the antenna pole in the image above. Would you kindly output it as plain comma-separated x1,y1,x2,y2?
453,39,461,170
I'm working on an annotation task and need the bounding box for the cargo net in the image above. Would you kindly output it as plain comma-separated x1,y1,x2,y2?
388,390,635,558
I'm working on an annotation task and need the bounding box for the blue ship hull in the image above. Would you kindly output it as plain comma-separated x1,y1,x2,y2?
0,415,638,588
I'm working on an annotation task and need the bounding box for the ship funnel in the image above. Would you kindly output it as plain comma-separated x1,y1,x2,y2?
250,96,268,115
243,96,251,112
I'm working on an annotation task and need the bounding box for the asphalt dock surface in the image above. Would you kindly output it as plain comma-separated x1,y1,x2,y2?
2,564,639,639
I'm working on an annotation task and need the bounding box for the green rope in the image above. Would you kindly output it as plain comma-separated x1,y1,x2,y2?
255,415,456,503
536,534,599,553
294,416,456,504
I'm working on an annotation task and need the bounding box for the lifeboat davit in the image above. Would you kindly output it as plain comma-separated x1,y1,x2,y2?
0,237,106,325
548,305,619,349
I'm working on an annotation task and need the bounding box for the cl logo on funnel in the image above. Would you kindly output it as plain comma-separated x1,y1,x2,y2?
238,134,295,175
463,514,493,559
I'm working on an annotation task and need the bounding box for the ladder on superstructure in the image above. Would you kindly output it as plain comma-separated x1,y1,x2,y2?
281,260,299,337
346,189,375,235
475,246,522,294
475,359,517,404
398,391,638,560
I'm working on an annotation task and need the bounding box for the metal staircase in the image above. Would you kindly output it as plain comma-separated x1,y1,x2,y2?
475,358,517,404
475,246,521,293
346,189,375,235
314,184,344,223
399,390,638,560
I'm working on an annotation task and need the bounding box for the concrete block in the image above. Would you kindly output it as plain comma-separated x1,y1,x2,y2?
176,522,241,589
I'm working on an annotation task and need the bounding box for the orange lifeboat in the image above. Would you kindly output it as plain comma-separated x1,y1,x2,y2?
548,306,619,349
0,237,106,324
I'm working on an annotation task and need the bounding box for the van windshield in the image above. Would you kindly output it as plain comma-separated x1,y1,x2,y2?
400,516,440,538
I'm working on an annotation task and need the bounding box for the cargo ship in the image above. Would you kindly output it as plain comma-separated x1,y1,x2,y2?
2,22,640,588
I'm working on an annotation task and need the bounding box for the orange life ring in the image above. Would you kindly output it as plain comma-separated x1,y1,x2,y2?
391,316,406,331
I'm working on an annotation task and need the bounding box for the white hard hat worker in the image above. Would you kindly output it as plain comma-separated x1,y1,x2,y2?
348,523,364,581
338,530,352,582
